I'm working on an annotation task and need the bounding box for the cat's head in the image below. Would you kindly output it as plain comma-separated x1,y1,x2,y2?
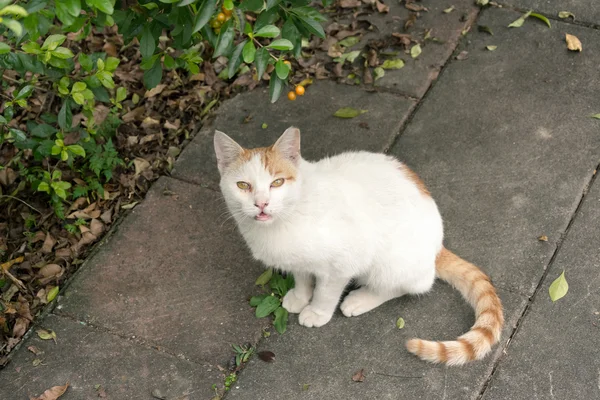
214,127,302,225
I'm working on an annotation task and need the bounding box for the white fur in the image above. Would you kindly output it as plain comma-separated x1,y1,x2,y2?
216,129,444,327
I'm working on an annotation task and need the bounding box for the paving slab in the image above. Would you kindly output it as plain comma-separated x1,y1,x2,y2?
482,177,600,399
0,314,217,400
358,0,478,97
171,80,415,188
390,7,600,295
56,177,268,371
228,285,526,400
501,0,600,28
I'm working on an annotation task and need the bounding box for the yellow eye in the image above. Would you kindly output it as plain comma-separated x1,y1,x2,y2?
237,181,251,190
271,178,284,187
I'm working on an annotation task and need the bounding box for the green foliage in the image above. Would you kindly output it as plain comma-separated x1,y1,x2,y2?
250,270,294,334
0,0,327,218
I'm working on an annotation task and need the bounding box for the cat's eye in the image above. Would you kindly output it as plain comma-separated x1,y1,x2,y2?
237,181,251,190
271,178,285,187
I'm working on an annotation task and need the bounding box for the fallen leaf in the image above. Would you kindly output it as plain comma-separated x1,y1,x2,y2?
340,0,361,7
478,25,493,35
30,382,69,400
151,389,167,399
141,117,160,129
261,123,268,129
36,329,57,343
375,0,389,13
565,33,582,51
28,346,43,355
549,271,568,302
145,84,167,98
352,369,365,382
455,50,469,60
405,3,427,12
410,44,421,59
476,0,489,5
396,317,405,329
41,233,56,254
443,6,455,13
373,67,385,81
12,317,29,338
381,59,405,69
257,350,275,362
558,11,575,20
530,12,551,28
591,114,600,119
508,10,531,28
133,158,151,177
121,202,139,210
302,383,310,391
338,36,360,48
47,286,59,302
538,235,548,242
32,358,43,367
1,256,24,271
333,107,368,118
486,45,497,51
0,167,17,186
122,106,146,123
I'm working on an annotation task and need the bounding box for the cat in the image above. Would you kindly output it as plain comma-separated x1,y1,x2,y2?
214,126,504,366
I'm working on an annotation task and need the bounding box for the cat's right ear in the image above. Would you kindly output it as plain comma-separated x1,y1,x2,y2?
214,130,244,174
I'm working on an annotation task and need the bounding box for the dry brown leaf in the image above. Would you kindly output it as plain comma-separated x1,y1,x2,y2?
352,369,365,382
405,3,428,11
141,116,161,129
102,42,118,57
92,105,110,126
0,168,17,186
189,73,205,82
126,136,139,146
122,106,146,123
39,264,62,279
164,120,180,130
404,13,417,30
375,0,389,13
144,84,167,98
538,235,548,242
31,231,46,243
327,43,344,58
90,219,104,237
133,158,151,177
41,234,56,254
12,317,29,338
100,209,113,224
565,33,582,51
340,0,361,7
30,382,69,400
455,50,469,60
27,346,43,355
140,133,161,144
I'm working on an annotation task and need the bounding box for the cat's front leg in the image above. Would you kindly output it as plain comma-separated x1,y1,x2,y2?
298,274,350,328
282,272,313,313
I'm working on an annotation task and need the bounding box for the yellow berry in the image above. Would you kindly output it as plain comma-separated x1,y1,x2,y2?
287,91,297,101
217,13,226,22
295,86,305,96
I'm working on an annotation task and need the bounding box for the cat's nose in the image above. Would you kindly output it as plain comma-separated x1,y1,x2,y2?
254,201,269,211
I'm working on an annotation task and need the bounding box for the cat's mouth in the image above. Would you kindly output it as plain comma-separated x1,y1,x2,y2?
255,212,272,222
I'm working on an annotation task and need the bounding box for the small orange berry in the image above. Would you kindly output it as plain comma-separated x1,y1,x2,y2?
283,60,291,67
287,91,297,101
222,6,233,16
295,86,305,96
210,19,221,29
217,13,226,22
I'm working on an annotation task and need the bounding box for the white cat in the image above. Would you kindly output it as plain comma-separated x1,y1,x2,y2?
214,127,504,366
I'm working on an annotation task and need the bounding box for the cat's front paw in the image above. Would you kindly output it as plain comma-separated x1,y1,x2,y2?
282,289,310,314
298,305,332,328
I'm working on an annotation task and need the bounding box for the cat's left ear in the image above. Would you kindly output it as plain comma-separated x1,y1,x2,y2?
273,126,301,165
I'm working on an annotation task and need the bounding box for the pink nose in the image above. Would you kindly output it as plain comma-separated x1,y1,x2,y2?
254,201,268,211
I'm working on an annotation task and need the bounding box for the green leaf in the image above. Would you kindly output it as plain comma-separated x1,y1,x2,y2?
105,56,120,72
214,20,234,58
275,59,290,80
333,107,368,118
21,41,41,54
15,85,34,100
42,34,67,51
63,0,82,17
294,13,325,39
178,0,196,5
508,10,532,28
144,60,163,89
410,44,422,59
338,36,360,48
47,286,60,302
486,45,497,51
163,54,176,69
37,182,50,194
52,47,75,59
250,294,269,307
85,0,114,14
558,11,575,20
269,71,284,103
590,113,600,119
255,47,270,79
443,5,455,13
58,100,73,131
2,19,23,36
97,70,115,89
72,92,85,105
140,26,156,59
396,317,405,329
478,25,493,35
381,59,405,70
242,40,256,63
255,295,280,318
71,81,86,93
68,144,86,157
223,0,233,9
0,42,10,54
373,67,385,81
228,40,246,79
31,124,57,138
116,86,127,102
255,268,273,286
193,0,217,33
97,57,105,71
0,5,28,17
141,2,159,9
530,12,551,28
273,307,288,334
37,329,57,341
549,271,568,302
254,25,280,38
265,0,281,10
267,39,294,51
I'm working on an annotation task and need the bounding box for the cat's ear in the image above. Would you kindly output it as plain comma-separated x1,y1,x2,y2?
214,130,244,174
273,127,301,165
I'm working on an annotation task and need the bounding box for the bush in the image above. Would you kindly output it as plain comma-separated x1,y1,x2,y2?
0,0,327,218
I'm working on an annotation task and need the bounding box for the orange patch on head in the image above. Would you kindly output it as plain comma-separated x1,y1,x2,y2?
238,146,297,180
397,163,430,197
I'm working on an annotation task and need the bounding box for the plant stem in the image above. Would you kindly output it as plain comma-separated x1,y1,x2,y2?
0,195,43,214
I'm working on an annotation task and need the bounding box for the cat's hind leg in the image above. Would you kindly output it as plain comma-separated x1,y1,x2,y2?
340,286,406,317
